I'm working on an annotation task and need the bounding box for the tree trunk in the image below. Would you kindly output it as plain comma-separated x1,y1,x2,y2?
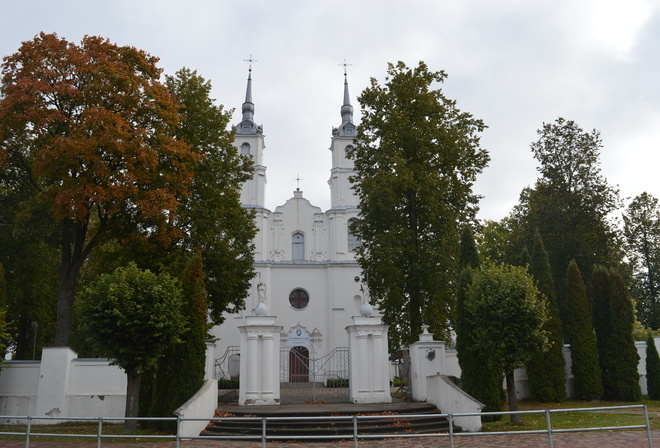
124,367,141,433
54,271,76,347
506,370,521,425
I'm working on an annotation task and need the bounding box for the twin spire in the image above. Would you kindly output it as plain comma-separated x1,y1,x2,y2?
236,58,355,137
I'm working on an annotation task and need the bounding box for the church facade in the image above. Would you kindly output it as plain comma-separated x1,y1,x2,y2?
211,68,368,380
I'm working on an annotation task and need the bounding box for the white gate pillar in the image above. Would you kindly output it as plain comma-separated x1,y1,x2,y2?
346,316,392,403
238,316,283,405
409,325,446,401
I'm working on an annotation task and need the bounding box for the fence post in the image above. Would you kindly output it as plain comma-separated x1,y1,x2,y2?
262,417,267,448
97,417,103,448
25,415,31,448
448,413,454,448
175,415,181,448
353,415,358,448
545,410,554,448
644,405,653,448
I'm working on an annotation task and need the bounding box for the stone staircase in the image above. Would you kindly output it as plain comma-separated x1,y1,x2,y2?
201,402,460,439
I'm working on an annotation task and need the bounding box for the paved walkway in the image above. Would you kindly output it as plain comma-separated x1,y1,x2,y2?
0,431,658,448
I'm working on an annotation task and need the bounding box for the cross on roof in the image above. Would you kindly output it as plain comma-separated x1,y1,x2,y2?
243,55,258,71
293,174,304,191
339,59,352,75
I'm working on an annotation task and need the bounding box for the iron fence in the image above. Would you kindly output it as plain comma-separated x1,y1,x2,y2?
0,404,654,448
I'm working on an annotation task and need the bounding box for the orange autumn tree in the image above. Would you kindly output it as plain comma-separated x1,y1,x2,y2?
0,33,200,346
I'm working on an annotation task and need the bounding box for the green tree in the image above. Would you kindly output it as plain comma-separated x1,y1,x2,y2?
515,118,621,326
565,260,603,400
455,229,503,421
348,61,489,348
593,268,641,401
148,254,209,427
0,33,200,346
165,68,256,323
646,334,660,399
81,263,186,432
623,192,660,328
526,230,566,402
459,225,481,270
466,263,547,425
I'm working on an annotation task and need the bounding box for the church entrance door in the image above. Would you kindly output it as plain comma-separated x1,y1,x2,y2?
280,346,350,403
289,346,309,382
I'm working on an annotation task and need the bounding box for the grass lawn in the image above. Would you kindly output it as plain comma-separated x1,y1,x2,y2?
0,421,175,443
482,399,660,432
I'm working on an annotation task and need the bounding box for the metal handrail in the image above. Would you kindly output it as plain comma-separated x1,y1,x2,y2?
0,404,654,448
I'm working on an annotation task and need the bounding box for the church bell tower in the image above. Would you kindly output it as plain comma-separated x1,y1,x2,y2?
235,64,267,209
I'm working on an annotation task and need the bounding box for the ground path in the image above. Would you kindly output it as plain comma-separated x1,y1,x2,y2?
0,430,657,448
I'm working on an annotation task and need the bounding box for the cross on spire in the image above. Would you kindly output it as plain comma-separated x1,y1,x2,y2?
339,59,352,76
293,174,304,191
243,55,258,71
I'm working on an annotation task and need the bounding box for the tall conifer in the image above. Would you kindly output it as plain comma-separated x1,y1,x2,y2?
565,261,602,399
646,334,660,400
598,271,641,401
526,230,566,402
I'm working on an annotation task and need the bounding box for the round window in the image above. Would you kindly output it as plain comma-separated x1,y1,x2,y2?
289,289,309,310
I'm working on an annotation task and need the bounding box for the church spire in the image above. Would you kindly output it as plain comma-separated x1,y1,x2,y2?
340,71,354,126
236,57,261,135
333,61,356,138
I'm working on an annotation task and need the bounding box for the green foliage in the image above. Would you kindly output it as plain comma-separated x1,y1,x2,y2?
459,226,481,270
591,267,612,361
513,118,621,329
526,230,566,402
464,263,547,424
148,254,209,425
565,261,603,400
165,68,256,323
455,266,503,420
623,192,660,329
595,269,641,401
81,262,187,430
81,263,186,374
348,61,489,348
466,263,548,374
0,33,200,347
646,335,660,400
326,378,349,388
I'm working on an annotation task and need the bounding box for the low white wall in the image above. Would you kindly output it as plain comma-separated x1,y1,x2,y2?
174,379,218,438
0,361,40,420
0,349,127,423
426,374,483,432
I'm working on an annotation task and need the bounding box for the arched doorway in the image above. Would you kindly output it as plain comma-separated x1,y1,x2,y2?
289,346,309,382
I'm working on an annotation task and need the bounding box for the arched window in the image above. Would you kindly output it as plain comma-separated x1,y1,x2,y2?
289,289,309,310
241,142,251,154
292,232,305,261
347,218,360,252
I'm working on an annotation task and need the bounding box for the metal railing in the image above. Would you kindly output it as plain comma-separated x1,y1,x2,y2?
0,404,654,448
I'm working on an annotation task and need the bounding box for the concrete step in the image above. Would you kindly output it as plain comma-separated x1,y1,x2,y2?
201,402,461,439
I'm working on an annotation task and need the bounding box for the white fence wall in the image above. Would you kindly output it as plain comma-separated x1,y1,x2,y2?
0,348,126,423
0,361,40,417
410,336,660,402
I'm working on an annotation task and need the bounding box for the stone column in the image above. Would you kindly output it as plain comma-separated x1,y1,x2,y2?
238,315,283,405
409,325,446,401
35,347,78,420
346,316,391,403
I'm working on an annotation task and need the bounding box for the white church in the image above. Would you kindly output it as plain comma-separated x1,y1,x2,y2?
210,67,371,392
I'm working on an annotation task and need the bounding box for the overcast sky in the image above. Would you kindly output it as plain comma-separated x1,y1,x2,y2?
2,0,658,221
